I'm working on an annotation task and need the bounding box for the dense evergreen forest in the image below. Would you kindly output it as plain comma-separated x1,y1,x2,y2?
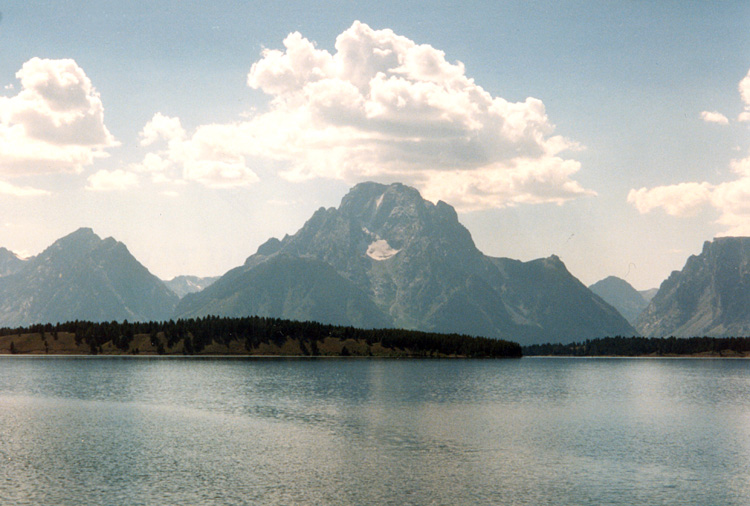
0,316,522,358
524,336,750,357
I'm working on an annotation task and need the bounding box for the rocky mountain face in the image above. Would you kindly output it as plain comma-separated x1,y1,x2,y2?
164,275,219,298
589,276,649,326
0,228,179,327
637,237,750,337
177,182,634,344
0,247,25,277
489,257,637,342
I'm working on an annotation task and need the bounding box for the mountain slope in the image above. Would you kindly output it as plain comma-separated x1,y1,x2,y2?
637,237,750,337
489,257,635,343
178,182,634,344
177,255,391,328
589,276,648,325
0,248,25,277
0,228,178,326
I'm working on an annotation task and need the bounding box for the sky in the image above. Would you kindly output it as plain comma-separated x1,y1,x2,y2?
0,1,749,290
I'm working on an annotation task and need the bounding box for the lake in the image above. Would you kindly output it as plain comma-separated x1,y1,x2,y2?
0,356,748,505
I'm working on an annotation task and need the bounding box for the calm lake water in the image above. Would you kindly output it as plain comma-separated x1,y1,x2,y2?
0,357,749,506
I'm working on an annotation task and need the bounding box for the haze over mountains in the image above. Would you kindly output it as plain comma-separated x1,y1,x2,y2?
163,275,219,298
589,276,650,326
3,183,750,343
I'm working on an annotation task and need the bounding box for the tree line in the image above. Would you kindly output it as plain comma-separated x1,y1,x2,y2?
0,316,522,358
524,336,750,356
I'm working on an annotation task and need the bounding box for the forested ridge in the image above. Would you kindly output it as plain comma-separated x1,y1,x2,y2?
524,336,750,357
0,316,522,358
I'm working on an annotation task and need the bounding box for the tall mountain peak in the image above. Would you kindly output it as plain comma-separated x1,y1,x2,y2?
50,226,100,247
0,228,178,326
180,182,634,344
589,276,648,326
637,236,750,337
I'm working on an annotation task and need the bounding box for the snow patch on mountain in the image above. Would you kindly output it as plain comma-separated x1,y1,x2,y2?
366,239,400,261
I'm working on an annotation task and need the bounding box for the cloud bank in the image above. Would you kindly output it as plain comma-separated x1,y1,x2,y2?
629,67,750,235
136,21,593,209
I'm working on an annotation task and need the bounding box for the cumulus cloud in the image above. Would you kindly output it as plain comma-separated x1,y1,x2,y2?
136,21,592,206
132,113,259,188
700,110,729,125
0,58,117,176
86,169,138,192
629,68,750,234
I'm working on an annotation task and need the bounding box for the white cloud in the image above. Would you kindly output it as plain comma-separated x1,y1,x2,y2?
739,69,750,122
0,58,117,177
700,110,729,125
628,153,750,234
627,182,714,217
137,21,592,207
139,112,185,147
133,113,260,188
0,180,50,197
629,68,750,234
86,169,139,192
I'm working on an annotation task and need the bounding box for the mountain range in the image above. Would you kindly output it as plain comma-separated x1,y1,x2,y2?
163,275,219,298
0,228,178,327
5,183,750,342
637,237,750,337
176,182,634,344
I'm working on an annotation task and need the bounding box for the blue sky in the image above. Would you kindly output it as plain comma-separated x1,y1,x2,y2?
1,1,749,289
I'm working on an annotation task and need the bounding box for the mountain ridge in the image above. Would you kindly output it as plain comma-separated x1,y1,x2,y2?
637,237,750,337
164,275,220,298
589,276,649,326
0,247,25,277
177,182,635,344
0,228,178,327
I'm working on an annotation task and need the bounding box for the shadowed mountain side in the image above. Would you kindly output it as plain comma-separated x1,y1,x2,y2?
489,256,636,344
175,255,392,329
637,237,750,337
0,228,178,326
588,276,649,326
